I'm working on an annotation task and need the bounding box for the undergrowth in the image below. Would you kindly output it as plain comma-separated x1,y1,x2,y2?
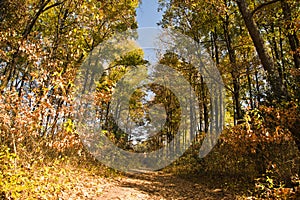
0,145,118,199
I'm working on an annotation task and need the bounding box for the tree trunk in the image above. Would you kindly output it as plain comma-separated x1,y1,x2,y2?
223,15,242,123
281,0,300,100
281,0,300,70
247,65,254,109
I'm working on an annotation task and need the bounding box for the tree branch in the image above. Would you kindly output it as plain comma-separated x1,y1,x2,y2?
22,1,64,38
251,0,281,16
43,1,64,13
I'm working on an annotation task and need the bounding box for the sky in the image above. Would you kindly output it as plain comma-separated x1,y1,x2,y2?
129,1,165,143
136,0,163,28
135,1,165,64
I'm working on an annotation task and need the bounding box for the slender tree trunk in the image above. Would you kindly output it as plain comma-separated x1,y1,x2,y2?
254,68,261,107
201,76,209,133
247,65,254,109
269,24,284,86
281,0,300,100
281,0,300,70
279,28,288,91
223,15,242,124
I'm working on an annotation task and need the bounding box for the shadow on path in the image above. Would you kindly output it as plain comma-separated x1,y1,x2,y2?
116,171,242,199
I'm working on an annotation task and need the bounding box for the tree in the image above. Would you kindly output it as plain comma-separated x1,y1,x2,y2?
0,0,139,154
236,0,300,152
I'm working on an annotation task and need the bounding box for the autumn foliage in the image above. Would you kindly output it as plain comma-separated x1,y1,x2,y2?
0,0,300,199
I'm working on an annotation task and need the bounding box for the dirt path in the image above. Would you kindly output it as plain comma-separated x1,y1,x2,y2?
96,171,237,200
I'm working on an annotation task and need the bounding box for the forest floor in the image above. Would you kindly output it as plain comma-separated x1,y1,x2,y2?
58,169,247,199
4,148,297,199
